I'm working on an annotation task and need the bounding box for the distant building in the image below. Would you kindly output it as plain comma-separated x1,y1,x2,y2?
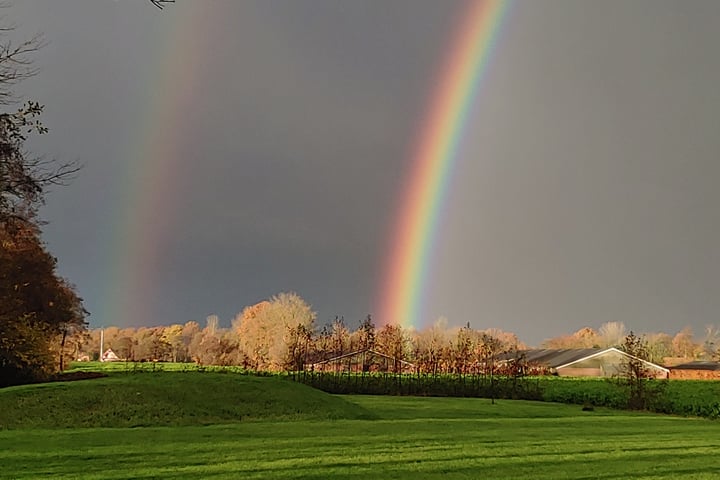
669,361,720,380
505,348,669,379
307,349,416,374
101,348,121,362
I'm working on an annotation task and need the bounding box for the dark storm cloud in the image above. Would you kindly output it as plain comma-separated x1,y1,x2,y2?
7,1,720,344
427,0,720,342
9,0,460,329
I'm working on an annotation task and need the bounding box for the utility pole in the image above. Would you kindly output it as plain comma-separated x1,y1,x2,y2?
100,328,104,362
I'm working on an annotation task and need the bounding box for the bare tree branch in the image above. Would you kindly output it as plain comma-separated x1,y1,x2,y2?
0,96,80,224
150,0,175,9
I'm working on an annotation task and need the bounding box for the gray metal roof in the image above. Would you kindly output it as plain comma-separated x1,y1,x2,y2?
520,349,602,368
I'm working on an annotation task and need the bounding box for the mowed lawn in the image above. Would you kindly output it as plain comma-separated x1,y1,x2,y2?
1,376,719,479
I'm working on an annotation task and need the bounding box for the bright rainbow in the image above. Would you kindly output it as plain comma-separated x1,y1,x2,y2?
376,0,511,328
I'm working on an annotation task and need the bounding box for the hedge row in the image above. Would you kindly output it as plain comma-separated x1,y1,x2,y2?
292,372,720,419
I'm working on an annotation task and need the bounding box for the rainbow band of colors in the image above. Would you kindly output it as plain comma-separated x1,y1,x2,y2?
99,4,215,327
377,0,511,329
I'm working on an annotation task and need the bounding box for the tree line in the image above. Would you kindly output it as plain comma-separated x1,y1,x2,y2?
70,292,525,373
542,321,719,364
67,293,719,373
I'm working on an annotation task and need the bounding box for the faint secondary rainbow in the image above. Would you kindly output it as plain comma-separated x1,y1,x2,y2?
376,0,511,329
98,4,218,327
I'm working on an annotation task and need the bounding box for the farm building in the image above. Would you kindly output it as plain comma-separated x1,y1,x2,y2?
669,361,720,380
513,348,669,379
308,349,416,374
101,348,121,362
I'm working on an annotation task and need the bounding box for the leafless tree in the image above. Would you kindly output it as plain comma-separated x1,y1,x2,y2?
702,325,720,360
618,331,665,410
598,321,627,348
479,333,505,404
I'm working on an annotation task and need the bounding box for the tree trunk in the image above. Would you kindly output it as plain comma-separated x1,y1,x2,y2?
59,328,68,372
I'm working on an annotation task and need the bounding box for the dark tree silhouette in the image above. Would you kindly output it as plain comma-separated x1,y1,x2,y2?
0,8,86,385
1,222,86,385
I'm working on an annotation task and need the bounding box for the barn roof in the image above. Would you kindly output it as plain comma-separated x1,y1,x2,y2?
520,348,602,368
670,361,720,371
311,349,416,368
513,348,669,373
556,347,668,373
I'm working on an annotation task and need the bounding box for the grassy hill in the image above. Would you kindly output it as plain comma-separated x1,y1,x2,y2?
2,373,720,478
0,372,373,429
2,393,719,479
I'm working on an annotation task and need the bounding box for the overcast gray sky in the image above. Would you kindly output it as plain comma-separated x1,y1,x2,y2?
9,0,720,345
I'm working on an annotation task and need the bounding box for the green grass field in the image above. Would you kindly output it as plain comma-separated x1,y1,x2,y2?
66,361,216,373
1,373,719,479
0,372,369,428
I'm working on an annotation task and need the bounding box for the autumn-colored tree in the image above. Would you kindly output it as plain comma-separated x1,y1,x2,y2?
131,327,169,361
60,328,90,363
574,327,599,347
113,336,134,361
235,301,272,369
286,323,313,371
187,315,236,365
451,324,474,374
158,324,183,362
542,334,573,349
273,293,316,370
350,315,376,372
352,315,376,351
181,321,201,361
645,332,673,364
479,332,505,404
196,334,219,365
479,333,504,373
0,222,85,385
672,327,697,359
192,329,242,367
543,327,598,349
375,323,408,373
414,317,450,374
483,328,526,352
313,325,332,364
236,293,316,371
218,329,246,366
0,10,86,385
330,317,350,357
